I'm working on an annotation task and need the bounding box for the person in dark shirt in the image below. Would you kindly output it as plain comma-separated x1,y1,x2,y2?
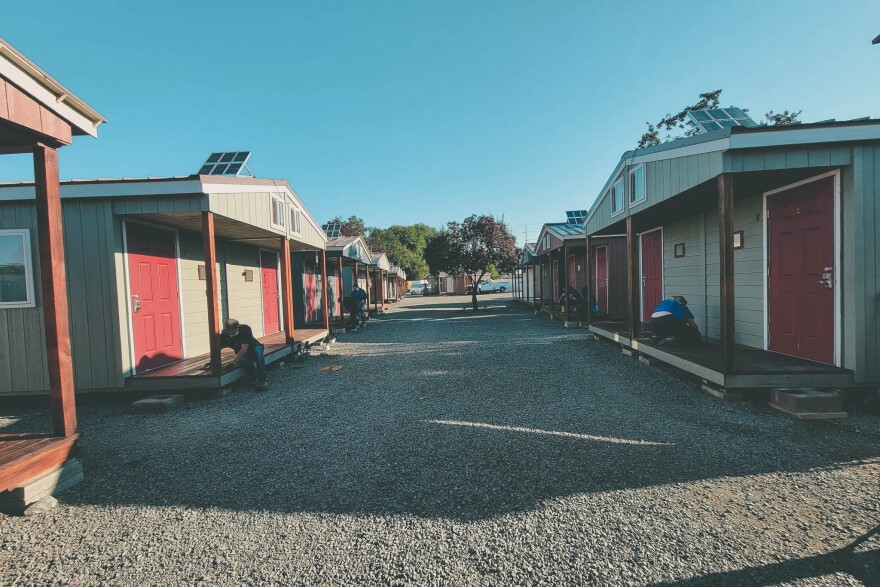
220,318,268,389
350,284,368,328
650,296,701,346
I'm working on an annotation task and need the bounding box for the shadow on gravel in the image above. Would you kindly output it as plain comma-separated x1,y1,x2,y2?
5,298,880,527
650,525,880,587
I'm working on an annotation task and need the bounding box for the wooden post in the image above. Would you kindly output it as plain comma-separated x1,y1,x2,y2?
719,173,735,373
280,237,295,344
337,256,343,325
539,256,545,310
374,269,380,313
563,245,571,322
202,211,222,375
626,216,639,341
320,250,330,330
364,264,371,317
33,145,76,438
353,261,359,324
585,236,592,325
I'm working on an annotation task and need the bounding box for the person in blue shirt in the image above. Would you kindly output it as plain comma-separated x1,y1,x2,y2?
350,284,368,328
650,296,701,346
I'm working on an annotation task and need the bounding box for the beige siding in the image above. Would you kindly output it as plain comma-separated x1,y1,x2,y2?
209,192,277,234
177,231,213,357
224,242,268,339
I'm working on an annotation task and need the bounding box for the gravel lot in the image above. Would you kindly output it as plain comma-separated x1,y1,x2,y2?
1,294,878,586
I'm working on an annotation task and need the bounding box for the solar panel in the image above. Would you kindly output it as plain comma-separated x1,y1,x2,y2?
565,210,588,225
322,222,342,238
197,151,253,176
687,108,758,134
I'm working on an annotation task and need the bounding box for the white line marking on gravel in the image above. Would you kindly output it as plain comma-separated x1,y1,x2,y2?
423,419,673,446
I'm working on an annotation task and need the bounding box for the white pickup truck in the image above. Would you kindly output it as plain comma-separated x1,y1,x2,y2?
476,279,510,294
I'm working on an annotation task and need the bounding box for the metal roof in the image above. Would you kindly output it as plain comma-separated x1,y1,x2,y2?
545,222,586,239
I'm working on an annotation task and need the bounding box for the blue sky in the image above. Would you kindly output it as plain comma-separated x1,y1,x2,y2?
1,1,878,244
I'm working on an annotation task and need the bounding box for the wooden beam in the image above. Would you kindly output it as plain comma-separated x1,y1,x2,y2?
33,145,76,438
626,216,639,340
718,173,736,372
320,250,330,330
563,245,571,322
538,256,545,308
202,211,222,375
280,237,295,344
337,256,344,325
585,236,592,325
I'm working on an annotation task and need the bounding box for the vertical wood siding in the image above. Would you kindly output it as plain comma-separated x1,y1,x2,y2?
0,202,48,394
223,242,266,339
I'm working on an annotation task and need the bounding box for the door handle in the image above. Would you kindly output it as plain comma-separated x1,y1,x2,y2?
132,294,141,313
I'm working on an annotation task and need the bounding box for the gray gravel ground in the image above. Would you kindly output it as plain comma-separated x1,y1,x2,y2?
1,294,878,586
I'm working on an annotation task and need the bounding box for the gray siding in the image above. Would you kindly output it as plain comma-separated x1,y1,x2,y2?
0,203,48,395
725,145,852,173
111,195,204,216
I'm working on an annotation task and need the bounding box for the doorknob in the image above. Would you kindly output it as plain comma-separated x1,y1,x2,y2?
132,294,141,313
818,268,833,289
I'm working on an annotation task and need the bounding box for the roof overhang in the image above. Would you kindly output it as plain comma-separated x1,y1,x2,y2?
0,37,106,138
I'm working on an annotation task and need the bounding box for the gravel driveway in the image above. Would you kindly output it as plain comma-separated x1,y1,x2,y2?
1,294,878,586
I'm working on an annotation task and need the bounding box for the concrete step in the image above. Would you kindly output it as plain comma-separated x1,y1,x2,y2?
769,388,847,420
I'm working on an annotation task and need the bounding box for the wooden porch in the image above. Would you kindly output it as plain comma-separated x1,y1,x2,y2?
589,321,854,389
125,329,328,392
0,433,79,494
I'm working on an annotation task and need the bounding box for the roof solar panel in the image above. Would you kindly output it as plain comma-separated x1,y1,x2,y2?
322,222,342,238
197,151,253,176
565,210,588,225
687,108,758,134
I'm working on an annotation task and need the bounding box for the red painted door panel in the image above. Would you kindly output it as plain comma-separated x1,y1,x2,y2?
126,224,182,372
769,177,835,364
261,251,280,335
642,230,663,321
596,247,608,313
303,261,318,322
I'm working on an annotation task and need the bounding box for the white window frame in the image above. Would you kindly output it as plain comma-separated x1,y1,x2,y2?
269,195,286,230
629,164,646,207
0,229,36,309
610,176,625,216
290,206,302,235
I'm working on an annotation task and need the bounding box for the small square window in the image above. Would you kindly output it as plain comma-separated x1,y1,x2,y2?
0,229,36,308
610,178,625,214
270,196,286,230
290,208,302,234
630,166,645,205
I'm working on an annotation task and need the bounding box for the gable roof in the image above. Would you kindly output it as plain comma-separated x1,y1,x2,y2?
0,36,106,137
327,235,373,263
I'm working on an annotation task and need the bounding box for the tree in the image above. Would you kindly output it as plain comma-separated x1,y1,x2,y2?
325,215,366,237
637,90,802,148
764,110,802,126
368,223,437,279
424,214,519,311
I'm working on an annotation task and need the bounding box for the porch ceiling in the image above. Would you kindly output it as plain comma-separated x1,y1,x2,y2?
126,212,319,251
593,166,839,236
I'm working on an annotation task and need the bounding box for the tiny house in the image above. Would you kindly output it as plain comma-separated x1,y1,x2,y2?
324,235,374,325
0,174,329,396
584,119,880,390
533,212,589,325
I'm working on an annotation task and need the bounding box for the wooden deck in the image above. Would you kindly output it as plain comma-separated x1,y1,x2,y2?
0,433,79,493
125,329,328,392
589,321,854,389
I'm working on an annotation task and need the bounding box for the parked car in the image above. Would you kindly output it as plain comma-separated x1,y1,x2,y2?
467,279,510,294
408,281,428,296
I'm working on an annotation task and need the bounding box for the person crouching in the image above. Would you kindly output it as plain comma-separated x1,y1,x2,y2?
650,296,701,346
220,318,268,389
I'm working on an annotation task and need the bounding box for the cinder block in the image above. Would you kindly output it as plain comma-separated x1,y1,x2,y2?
621,347,637,357
132,394,184,414
0,459,83,514
770,388,847,419
563,321,579,328
639,355,660,367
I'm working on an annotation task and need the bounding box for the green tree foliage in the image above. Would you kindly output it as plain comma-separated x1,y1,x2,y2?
764,110,802,126
638,90,801,148
368,224,437,280
424,214,519,310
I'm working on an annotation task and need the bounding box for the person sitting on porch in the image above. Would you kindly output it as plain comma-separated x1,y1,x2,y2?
650,296,701,346
220,318,268,389
579,287,608,321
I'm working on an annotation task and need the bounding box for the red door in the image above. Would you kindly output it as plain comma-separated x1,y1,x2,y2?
768,176,835,364
595,246,608,313
303,260,317,322
641,230,663,321
261,251,280,335
126,224,182,372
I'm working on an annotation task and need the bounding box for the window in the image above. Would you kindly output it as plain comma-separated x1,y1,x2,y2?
543,235,549,250
610,177,624,214
629,165,645,205
270,195,286,229
290,207,302,234
0,229,35,308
